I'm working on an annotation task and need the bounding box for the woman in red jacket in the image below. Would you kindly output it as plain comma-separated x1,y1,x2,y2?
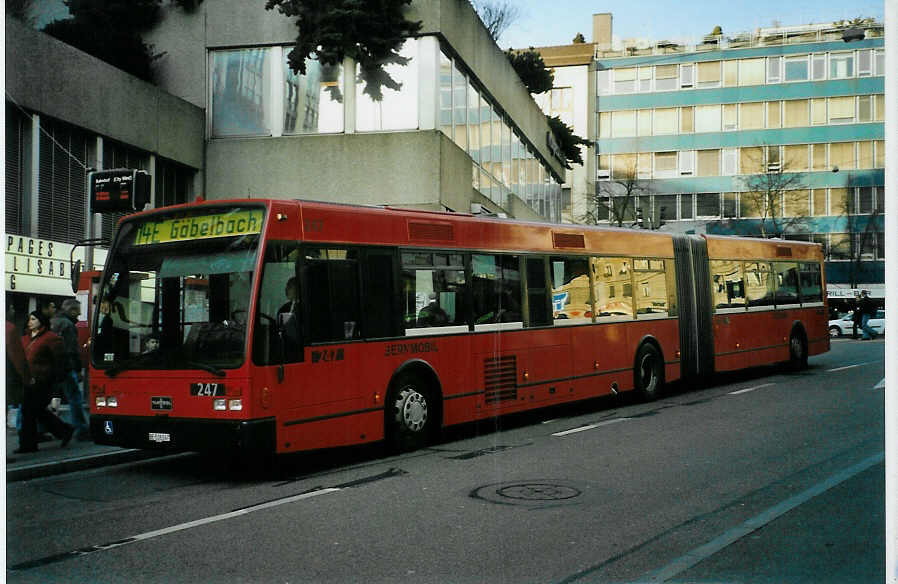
16,310,73,453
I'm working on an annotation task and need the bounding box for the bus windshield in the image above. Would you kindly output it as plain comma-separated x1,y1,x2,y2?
92,207,264,373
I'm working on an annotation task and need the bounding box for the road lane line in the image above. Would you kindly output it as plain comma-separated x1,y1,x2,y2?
639,451,885,583
728,383,775,396
875,378,885,390
826,361,877,373
8,488,341,571
552,418,630,436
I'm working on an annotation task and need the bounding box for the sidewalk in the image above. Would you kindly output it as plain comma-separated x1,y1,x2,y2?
4,416,160,482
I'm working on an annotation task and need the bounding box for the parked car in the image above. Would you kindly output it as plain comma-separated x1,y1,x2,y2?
828,310,885,338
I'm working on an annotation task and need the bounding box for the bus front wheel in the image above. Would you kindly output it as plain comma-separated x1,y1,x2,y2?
634,343,663,402
386,374,436,452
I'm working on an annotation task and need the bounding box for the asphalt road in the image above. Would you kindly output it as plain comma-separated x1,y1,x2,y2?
6,339,884,583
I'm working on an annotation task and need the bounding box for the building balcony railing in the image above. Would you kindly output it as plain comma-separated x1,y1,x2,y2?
596,24,884,60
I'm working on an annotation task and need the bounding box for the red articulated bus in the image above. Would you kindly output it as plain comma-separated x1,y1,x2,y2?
87,199,829,455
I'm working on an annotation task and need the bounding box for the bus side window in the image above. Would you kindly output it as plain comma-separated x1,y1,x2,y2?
773,262,800,307
472,254,522,325
304,248,362,343
525,257,551,327
634,258,670,318
550,256,591,325
744,261,775,308
591,256,633,321
400,252,467,331
798,262,822,304
710,260,746,311
253,241,302,365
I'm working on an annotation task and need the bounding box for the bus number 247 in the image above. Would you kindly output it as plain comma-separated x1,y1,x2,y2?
191,383,225,396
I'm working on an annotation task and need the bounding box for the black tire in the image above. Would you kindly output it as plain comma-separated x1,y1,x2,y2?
385,373,437,453
828,326,842,339
789,331,808,371
634,343,664,402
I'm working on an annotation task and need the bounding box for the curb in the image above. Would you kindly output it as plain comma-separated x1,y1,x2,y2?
6,449,164,482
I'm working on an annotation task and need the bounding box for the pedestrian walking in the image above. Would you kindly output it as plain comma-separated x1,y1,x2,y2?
6,307,28,427
858,290,877,340
51,298,89,439
16,310,74,453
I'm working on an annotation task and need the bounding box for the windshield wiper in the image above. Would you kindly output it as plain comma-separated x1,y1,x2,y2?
104,354,225,378
105,353,155,378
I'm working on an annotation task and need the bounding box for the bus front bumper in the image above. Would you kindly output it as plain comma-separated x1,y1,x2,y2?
90,415,276,454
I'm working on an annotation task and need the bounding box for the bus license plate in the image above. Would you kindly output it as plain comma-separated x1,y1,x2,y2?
191,383,225,396
148,432,171,443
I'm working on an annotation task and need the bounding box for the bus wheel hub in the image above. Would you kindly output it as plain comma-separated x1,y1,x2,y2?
396,389,427,432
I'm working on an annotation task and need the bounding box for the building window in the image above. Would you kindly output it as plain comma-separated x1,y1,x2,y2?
211,48,272,137
857,141,873,169
611,110,637,137
740,102,764,130
5,104,27,235
638,67,653,92
653,108,678,135
784,144,809,171
654,65,678,91
356,39,418,131
784,99,809,127
155,158,194,208
810,98,826,125
811,53,826,80
722,148,738,175
829,142,856,171
811,144,827,171
680,64,694,88
637,109,653,136
697,61,720,87
696,192,720,217
723,60,738,86
857,49,872,77
722,192,737,218
614,67,637,93
784,55,808,81
767,101,781,128
722,103,738,131
680,106,694,133
766,57,781,83
697,149,720,176
829,52,854,79
875,49,885,76
680,194,693,219
283,57,344,135
695,104,721,133
827,96,855,124
678,151,694,176
858,95,873,122
654,152,677,178
597,69,611,95
738,58,765,86
812,189,827,216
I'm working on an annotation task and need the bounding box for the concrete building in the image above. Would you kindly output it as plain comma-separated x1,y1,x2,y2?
5,1,566,319
535,15,884,303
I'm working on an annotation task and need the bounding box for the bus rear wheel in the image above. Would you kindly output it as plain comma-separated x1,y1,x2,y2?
386,374,436,452
634,343,663,402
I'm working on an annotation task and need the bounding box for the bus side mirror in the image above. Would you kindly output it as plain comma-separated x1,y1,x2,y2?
71,259,82,293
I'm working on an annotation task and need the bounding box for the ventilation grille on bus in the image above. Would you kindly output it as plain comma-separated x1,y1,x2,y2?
776,246,793,257
552,232,585,248
484,355,518,404
408,221,454,242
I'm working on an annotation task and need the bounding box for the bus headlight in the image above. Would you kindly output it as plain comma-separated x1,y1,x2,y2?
96,396,106,407
213,399,227,411
228,399,242,411
106,396,118,407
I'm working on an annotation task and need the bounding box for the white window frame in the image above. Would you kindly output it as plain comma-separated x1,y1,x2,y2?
857,49,872,77
680,64,694,88
722,148,738,176
653,152,678,178
811,53,826,80
783,55,809,82
679,150,695,176
875,49,885,76
829,51,854,80
766,56,782,83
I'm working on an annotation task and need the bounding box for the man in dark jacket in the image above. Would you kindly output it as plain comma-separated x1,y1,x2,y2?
51,299,89,439
858,290,877,340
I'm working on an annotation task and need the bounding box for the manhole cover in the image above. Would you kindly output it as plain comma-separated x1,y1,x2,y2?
470,480,587,507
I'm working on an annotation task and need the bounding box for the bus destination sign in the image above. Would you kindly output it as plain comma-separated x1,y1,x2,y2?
133,209,264,246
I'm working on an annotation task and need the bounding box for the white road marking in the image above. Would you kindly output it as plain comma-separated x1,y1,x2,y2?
826,361,876,373
639,451,884,582
875,378,885,390
728,383,775,396
93,488,341,552
552,418,630,436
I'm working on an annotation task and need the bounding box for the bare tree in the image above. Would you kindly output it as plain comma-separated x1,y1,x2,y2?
737,145,809,238
472,0,520,41
583,163,654,228
831,185,883,289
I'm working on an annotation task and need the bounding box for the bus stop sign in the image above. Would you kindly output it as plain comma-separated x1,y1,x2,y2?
89,169,151,213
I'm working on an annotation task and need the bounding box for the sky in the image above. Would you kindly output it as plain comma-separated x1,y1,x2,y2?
497,0,885,49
